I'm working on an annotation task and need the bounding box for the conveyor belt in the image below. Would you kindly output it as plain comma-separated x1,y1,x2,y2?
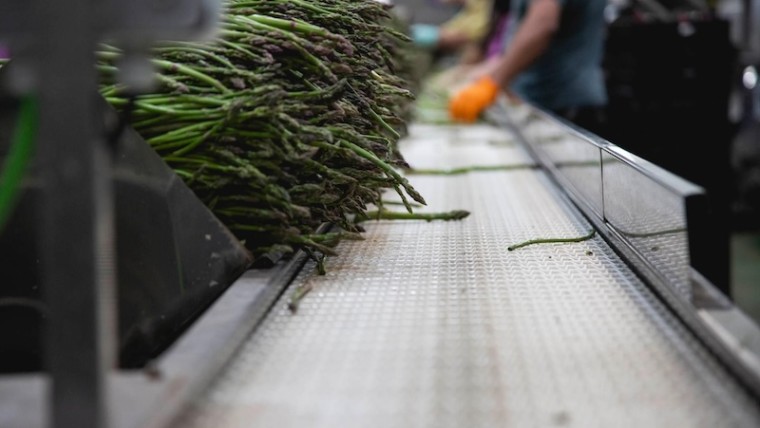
177,123,760,427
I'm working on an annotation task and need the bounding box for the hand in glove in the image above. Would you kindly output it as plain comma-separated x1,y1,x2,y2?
448,76,500,123
411,24,440,48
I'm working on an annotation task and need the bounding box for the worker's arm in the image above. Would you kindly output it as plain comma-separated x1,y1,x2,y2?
449,0,563,122
491,0,561,87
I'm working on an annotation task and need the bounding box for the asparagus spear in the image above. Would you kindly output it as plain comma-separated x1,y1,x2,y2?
100,0,432,262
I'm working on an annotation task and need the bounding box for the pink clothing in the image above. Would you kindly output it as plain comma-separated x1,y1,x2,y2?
486,14,510,59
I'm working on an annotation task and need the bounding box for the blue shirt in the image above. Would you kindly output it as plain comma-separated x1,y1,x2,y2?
507,0,607,111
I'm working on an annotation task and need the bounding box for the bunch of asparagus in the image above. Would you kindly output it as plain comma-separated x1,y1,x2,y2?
100,0,429,262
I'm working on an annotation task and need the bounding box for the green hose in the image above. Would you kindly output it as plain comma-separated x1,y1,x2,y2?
0,96,38,233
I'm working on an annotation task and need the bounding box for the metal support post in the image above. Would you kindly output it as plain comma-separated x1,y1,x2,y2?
39,1,117,427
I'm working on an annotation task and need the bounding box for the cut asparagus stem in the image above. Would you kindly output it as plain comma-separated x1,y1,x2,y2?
507,229,596,251
404,164,537,175
288,282,314,313
360,210,470,222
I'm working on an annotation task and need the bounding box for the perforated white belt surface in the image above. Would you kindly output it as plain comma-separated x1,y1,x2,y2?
178,123,760,428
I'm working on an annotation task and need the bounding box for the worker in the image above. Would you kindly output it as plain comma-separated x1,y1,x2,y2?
448,0,608,134
412,0,493,52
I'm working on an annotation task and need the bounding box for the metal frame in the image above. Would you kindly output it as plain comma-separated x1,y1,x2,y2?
0,1,219,427
36,3,115,427
489,98,760,400
0,249,310,428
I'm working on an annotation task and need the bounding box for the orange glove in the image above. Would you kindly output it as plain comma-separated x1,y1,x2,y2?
449,76,500,123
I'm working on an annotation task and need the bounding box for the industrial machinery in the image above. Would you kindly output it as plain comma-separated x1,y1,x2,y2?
0,1,246,428
2,1,760,427
4,95,760,426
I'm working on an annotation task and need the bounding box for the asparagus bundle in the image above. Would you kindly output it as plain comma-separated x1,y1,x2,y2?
100,0,426,262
